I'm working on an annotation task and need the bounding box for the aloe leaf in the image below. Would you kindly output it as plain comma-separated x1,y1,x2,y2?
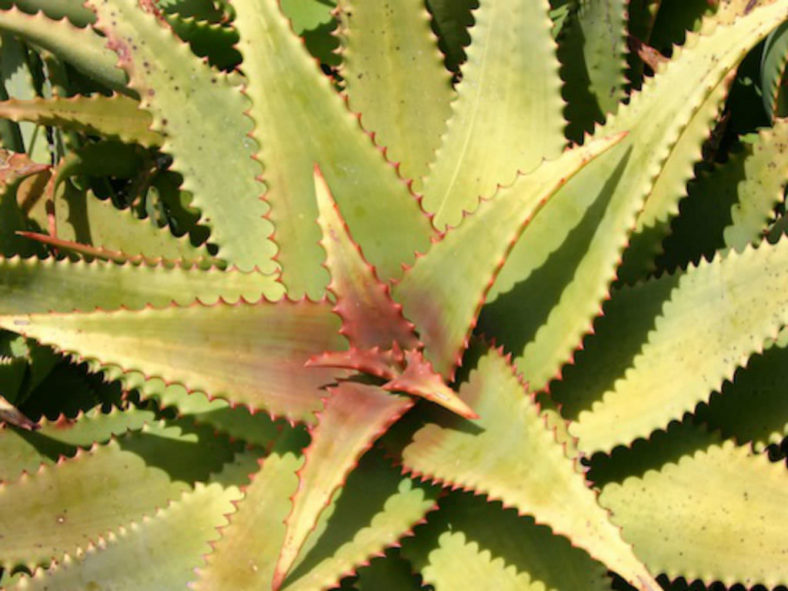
395,133,624,378
760,20,788,119
0,95,162,147
0,406,155,481
232,0,433,299
401,492,613,591
571,238,788,454
599,442,788,587
274,383,413,589
195,436,437,591
0,32,51,164
338,0,452,185
314,167,417,350
0,257,283,313
0,438,187,568
420,0,565,230
6,483,240,591
661,118,788,269
587,420,722,488
153,387,285,448
44,188,211,265
0,8,128,94
560,0,629,141
397,344,657,590
0,0,96,27
696,331,788,449
88,0,276,273
0,148,47,190
483,0,788,392
191,432,305,590
0,299,345,423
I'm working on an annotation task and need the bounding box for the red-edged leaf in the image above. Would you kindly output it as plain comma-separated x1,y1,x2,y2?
313,166,419,351
0,299,347,423
383,350,478,420
306,346,404,380
273,382,414,589
393,133,626,379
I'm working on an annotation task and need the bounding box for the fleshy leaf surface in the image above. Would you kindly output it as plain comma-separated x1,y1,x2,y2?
314,167,417,351
395,133,625,378
338,0,452,185
483,0,788,392
402,492,612,591
5,483,240,591
89,0,277,272
398,344,657,590
420,0,565,229
274,383,414,589
0,95,162,147
0,439,186,568
600,442,788,587
0,299,346,423
0,257,283,313
233,0,434,298
571,238,788,454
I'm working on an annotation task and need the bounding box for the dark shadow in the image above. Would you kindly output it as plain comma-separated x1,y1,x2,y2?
478,149,630,362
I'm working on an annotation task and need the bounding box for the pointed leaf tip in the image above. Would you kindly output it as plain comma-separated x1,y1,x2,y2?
383,350,479,420
313,166,419,351
273,382,414,588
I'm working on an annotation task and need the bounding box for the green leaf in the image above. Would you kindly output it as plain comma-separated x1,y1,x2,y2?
483,0,788,392
402,492,613,591
0,0,96,27
7,483,240,591
0,257,283,314
274,383,413,589
599,442,788,587
397,344,657,590
696,331,788,449
560,0,629,141
571,238,788,454
0,299,346,422
0,438,187,569
338,0,453,184
0,95,162,147
0,406,155,481
396,134,624,378
89,0,277,272
47,187,211,265
420,0,565,230
0,7,128,94
232,0,434,298
660,118,788,269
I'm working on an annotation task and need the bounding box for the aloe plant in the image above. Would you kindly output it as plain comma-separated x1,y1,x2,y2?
0,0,787,589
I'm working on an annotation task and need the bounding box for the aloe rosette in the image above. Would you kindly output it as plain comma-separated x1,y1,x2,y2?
0,0,787,589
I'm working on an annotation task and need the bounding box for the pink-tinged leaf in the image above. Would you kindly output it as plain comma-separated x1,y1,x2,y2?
0,393,38,430
383,350,478,420
0,299,347,423
397,343,658,590
273,383,414,589
306,346,404,380
314,167,419,351
0,149,49,191
393,133,626,379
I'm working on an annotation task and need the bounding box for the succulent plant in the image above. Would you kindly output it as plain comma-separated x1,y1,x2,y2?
0,0,788,589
